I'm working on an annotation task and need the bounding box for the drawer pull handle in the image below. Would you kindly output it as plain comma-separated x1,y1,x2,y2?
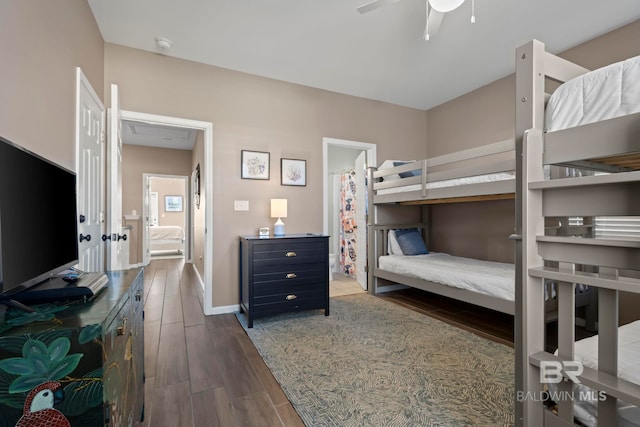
116,316,128,336
285,251,297,257
286,273,297,279
286,294,297,301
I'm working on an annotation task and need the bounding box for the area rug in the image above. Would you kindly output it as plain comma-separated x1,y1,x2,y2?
236,293,514,426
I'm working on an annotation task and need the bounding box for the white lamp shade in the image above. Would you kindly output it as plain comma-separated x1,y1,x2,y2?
271,199,288,218
429,0,465,13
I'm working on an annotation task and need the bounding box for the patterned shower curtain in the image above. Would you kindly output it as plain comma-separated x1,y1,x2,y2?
339,170,357,277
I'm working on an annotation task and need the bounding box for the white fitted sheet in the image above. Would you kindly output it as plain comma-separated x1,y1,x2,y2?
546,54,640,132
552,320,640,426
378,252,514,301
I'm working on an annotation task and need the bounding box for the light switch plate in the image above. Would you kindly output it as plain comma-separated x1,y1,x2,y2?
234,200,249,211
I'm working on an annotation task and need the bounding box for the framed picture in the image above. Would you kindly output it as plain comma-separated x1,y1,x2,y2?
241,150,270,180
193,163,201,209
165,195,183,212
281,158,306,186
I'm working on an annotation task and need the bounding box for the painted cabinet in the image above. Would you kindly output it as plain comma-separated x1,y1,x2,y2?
0,269,144,426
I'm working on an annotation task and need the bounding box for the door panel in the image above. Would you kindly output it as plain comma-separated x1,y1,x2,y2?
76,68,104,272
108,84,126,270
355,151,367,290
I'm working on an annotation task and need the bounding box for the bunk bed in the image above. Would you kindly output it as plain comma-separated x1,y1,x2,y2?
366,139,597,321
515,40,640,426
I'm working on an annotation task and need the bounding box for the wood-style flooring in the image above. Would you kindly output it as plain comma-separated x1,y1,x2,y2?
145,258,590,426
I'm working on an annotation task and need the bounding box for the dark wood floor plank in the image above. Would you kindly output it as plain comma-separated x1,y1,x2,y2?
182,292,204,327
147,268,167,297
143,294,165,323
155,322,190,387
232,392,285,427
185,324,225,394
233,329,289,406
149,381,193,427
275,403,306,427
141,375,155,427
192,387,237,427
144,319,161,380
161,290,184,325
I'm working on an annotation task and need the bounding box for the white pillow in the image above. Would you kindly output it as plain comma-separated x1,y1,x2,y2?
387,230,403,255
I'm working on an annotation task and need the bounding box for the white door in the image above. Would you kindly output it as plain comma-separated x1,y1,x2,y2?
354,151,367,290
107,84,126,270
75,68,105,272
142,178,153,265
149,191,159,226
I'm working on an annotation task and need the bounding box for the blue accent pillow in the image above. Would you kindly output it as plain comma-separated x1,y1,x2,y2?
393,161,422,178
394,228,428,255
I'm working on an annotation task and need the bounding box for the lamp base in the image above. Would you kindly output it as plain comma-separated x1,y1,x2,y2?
274,218,285,236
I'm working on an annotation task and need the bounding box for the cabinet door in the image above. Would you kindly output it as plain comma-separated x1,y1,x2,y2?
104,295,134,425
131,278,145,423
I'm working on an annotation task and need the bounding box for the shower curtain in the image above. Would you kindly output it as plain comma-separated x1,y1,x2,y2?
339,170,357,277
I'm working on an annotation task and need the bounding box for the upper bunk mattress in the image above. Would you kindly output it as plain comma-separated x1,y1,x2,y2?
545,54,640,132
378,252,514,301
377,159,514,195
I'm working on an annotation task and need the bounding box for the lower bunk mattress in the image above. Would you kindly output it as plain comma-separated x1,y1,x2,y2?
377,252,591,303
553,319,640,426
378,252,514,301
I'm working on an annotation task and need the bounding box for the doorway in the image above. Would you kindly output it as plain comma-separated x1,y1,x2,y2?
144,174,189,260
116,110,214,314
322,137,376,293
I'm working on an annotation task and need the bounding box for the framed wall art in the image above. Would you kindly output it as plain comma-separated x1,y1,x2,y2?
241,150,270,180
165,195,183,212
281,158,306,186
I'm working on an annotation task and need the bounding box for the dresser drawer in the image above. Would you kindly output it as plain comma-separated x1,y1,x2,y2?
253,288,326,314
253,278,325,297
252,242,325,265
254,262,325,282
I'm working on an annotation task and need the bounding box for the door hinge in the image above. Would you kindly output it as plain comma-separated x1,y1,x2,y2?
99,211,105,223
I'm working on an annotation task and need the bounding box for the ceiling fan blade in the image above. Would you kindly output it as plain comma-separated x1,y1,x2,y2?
424,8,444,39
357,0,402,14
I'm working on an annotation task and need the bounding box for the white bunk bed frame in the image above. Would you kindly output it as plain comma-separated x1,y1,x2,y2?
515,39,640,426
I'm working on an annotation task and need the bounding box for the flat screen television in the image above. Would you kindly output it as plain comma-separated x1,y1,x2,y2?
0,136,79,302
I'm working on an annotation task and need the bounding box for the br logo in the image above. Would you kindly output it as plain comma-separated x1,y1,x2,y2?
540,361,584,384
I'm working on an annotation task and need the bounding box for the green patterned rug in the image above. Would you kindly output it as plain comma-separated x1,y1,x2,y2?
237,293,514,426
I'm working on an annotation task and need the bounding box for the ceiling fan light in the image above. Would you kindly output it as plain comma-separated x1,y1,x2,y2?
428,0,465,13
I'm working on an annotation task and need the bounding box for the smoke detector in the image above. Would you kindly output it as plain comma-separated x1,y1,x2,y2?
155,37,172,51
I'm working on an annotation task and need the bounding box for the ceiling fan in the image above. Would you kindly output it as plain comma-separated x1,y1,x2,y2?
357,0,475,40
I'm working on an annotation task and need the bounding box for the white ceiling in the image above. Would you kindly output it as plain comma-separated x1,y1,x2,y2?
89,0,640,112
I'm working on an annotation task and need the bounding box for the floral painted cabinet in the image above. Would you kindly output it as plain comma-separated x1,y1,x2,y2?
0,269,144,426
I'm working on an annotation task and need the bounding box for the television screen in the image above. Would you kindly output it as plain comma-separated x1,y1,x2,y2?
0,136,78,296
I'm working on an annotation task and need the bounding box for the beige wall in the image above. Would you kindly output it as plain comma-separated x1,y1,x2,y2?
425,20,640,264
122,145,193,218
150,177,186,227
0,0,104,171
105,44,428,309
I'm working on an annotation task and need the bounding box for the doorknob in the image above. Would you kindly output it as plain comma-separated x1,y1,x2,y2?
79,234,91,242
79,214,86,223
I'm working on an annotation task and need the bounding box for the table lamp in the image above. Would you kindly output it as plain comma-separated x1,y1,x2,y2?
271,199,287,236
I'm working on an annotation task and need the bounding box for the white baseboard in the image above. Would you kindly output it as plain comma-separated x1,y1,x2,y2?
206,304,240,315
